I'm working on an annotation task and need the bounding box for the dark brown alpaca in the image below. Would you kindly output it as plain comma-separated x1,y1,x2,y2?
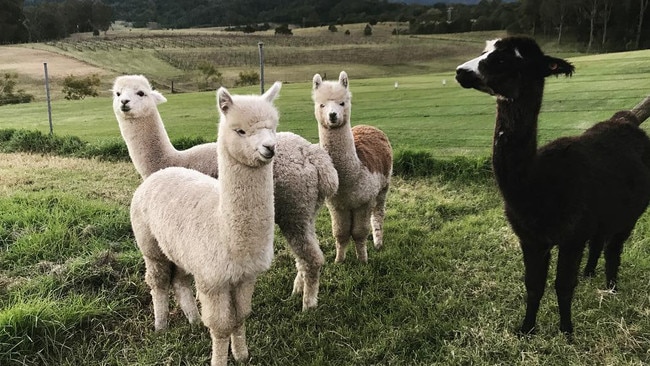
456,36,650,335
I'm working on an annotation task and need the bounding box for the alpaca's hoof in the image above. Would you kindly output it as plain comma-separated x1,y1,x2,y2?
302,299,318,311
232,348,249,363
517,323,536,337
606,280,619,293
153,320,168,332
334,252,346,263
292,274,304,295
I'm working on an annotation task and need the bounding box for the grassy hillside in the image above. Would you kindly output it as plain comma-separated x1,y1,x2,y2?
1,46,649,156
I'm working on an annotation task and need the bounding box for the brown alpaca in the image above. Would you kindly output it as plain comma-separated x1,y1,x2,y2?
312,71,393,263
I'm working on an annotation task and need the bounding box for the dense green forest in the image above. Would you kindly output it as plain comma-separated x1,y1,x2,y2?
1,0,649,51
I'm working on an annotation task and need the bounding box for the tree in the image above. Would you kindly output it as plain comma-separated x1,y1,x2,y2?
62,74,100,100
540,0,577,44
275,23,293,35
363,23,372,36
0,0,28,43
581,0,599,52
519,0,542,35
634,0,650,48
91,0,113,35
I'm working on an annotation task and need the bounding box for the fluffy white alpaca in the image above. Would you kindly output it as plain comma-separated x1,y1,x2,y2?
312,71,393,263
113,75,338,310
130,83,281,366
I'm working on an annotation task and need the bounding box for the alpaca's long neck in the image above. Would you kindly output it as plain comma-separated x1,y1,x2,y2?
492,82,544,203
216,142,274,238
119,110,177,178
319,122,362,184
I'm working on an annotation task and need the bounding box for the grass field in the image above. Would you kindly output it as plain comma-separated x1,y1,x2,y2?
2,48,650,156
1,29,650,365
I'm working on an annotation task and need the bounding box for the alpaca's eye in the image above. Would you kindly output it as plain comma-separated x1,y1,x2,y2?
235,129,246,136
339,102,345,106
137,91,145,97
115,92,121,97
320,104,325,108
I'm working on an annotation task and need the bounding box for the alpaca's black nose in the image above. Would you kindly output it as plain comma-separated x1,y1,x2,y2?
455,68,480,89
263,144,275,158
328,112,337,122
121,99,130,105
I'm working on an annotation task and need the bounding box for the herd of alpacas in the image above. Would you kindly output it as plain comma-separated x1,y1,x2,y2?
110,36,650,364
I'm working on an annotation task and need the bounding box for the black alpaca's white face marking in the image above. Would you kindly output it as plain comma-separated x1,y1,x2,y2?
455,39,525,99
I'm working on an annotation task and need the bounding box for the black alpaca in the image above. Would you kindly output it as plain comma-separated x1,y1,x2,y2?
455,36,650,334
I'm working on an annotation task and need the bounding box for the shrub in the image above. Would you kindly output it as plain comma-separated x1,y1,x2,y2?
328,24,338,32
197,61,223,91
0,129,88,155
62,74,100,100
275,24,293,35
0,73,34,106
235,70,259,87
393,149,492,182
171,136,209,150
83,140,130,161
0,128,16,142
364,24,372,36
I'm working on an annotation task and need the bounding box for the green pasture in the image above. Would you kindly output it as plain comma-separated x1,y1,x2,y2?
2,47,650,156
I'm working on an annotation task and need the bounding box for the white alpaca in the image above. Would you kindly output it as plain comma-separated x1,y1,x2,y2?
130,83,281,366
312,71,393,263
113,75,338,310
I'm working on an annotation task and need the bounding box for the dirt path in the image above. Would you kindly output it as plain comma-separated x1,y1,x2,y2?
0,45,108,78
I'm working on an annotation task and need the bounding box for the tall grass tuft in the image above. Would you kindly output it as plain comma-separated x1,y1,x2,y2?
393,149,493,181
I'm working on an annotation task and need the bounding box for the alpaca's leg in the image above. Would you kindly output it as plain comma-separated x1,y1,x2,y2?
604,230,630,291
370,186,389,250
583,236,604,278
331,209,352,263
171,266,200,325
230,277,257,362
141,252,173,331
198,286,235,366
208,327,230,366
555,244,585,335
284,227,325,310
351,208,372,263
519,244,551,335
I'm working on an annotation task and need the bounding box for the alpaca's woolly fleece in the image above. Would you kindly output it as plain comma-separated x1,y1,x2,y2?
312,71,393,263
130,83,281,366
112,74,338,311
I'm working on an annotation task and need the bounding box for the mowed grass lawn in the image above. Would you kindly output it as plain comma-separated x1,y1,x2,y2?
1,39,650,365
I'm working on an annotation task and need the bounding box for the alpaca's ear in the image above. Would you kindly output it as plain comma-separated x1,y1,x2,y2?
263,81,282,102
151,90,167,105
339,71,348,88
543,56,574,77
313,74,322,90
217,87,233,114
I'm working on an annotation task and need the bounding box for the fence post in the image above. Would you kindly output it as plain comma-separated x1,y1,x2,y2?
258,41,265,94
44,62,53,136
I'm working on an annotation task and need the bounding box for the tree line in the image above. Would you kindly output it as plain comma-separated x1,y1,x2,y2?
1,0,113,43
1,0,648,51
